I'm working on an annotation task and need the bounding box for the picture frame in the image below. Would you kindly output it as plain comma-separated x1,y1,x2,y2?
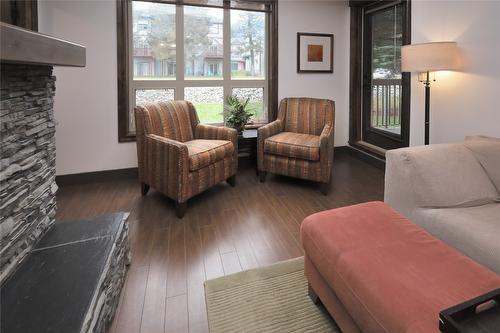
297,32,334,73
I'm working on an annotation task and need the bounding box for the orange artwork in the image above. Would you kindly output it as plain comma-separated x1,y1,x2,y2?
307,44,323,62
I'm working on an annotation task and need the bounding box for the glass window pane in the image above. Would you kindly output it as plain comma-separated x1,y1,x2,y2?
231,10,265,79
370,5,402,135
132,1,176,80
232,88,265,122
184,6,224,80
185,87,223,123
184,0,223,6
136,89,175,105
130,89,175,132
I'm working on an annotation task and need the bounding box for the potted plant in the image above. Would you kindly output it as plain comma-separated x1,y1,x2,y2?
223,95,254,133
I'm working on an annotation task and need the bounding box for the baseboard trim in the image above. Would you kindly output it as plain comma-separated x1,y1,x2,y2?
346,144,385,170
334,146,349,154
56,167,138,187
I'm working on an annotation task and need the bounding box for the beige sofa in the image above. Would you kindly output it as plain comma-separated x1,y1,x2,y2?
385,136,500,274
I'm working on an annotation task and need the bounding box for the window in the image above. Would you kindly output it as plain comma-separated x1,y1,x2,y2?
184,6,223,79
117,0,278,141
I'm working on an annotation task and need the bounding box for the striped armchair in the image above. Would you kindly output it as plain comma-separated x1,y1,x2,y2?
257,98,335,194
135,101,238,218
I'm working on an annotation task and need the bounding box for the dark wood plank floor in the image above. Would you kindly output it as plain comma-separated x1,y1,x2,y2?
56,152,384,333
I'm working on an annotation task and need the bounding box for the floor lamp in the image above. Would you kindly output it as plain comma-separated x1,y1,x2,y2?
401,42,461,145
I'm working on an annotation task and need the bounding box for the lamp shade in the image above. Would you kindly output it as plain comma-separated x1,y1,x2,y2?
401,42,461,72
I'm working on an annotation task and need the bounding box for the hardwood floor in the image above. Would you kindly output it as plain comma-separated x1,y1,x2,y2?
55,152,384,333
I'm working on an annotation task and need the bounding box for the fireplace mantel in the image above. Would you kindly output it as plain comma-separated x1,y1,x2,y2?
0,22,85,67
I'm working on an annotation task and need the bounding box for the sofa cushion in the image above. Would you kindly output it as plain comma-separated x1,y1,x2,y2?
264,132,320,161
301,202,500,333
413,203,500,275
394,144,499,208
464,136,500,195
185,139,234,171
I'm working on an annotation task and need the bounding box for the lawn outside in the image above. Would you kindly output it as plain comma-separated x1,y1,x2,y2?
195,101,264,124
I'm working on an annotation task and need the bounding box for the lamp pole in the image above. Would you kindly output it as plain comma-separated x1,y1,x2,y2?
423,71,431,145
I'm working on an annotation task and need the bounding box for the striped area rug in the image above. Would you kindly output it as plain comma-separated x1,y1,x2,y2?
204,257,341,333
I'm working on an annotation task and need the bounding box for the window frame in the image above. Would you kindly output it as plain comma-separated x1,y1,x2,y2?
117,0,278,142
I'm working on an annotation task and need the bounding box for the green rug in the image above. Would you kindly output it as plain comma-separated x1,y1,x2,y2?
204,257,341,333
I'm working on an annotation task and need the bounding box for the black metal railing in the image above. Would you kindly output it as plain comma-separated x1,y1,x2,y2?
371,78,401,131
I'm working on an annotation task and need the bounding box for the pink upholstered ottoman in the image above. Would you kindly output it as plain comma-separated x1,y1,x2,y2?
300,201,500,333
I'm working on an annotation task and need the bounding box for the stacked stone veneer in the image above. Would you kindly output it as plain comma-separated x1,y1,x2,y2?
83,217,131,333
0,64,57,283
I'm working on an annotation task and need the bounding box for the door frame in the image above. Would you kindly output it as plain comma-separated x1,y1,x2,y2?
349,0,411,157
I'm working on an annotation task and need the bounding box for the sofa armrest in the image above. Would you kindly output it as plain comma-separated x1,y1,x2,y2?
384,149,419,218
384,143,499,218
257,120,283,170
195,124,238,152
142,134,189,200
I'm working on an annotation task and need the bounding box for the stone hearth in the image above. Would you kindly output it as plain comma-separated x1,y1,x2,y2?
1,213,131,333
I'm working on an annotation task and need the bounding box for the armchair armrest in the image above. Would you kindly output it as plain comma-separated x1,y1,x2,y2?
142,134,189,200
258,120,283,140
319,124,334,183
195,124,238,151
257,120,283,170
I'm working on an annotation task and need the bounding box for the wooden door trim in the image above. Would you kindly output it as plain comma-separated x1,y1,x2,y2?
349,0,411,151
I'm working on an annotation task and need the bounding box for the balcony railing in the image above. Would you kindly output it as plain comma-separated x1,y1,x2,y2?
371,78,401,134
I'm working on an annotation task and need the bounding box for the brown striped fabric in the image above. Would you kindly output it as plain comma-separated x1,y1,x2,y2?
264,132,320,161
195,123,238,175
281,98,334,136
136,100,199,142
257,119,283,171
257,98,335,184
186,156,234,197
185,139,234,171
264,155,323,182
134,101,237,203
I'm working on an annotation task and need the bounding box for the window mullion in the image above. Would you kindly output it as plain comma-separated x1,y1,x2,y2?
222,6,231,123
176,4,185,100
128,0,135,131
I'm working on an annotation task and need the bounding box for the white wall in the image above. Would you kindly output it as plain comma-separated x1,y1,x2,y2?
39,0,350,175
38,0,137,175
278,0,350,147
410,0,500,145
41,1,499,173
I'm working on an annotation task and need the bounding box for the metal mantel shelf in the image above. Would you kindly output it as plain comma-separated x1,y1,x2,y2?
0,22,86,67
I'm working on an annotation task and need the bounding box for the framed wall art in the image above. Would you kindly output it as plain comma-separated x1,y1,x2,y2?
297,32,334,73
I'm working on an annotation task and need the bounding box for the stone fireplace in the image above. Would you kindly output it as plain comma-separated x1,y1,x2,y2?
1,23,129,333
0,64,57,283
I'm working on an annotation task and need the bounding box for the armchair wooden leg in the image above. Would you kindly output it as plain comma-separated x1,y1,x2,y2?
259,171,267,183
141,183,150,196
175,201,188,219
319,181,330,196
227,175,236,187
308,284,321,305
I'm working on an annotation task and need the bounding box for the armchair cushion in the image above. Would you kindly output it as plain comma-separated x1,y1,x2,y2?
264,132,320,161
185,139,234,171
